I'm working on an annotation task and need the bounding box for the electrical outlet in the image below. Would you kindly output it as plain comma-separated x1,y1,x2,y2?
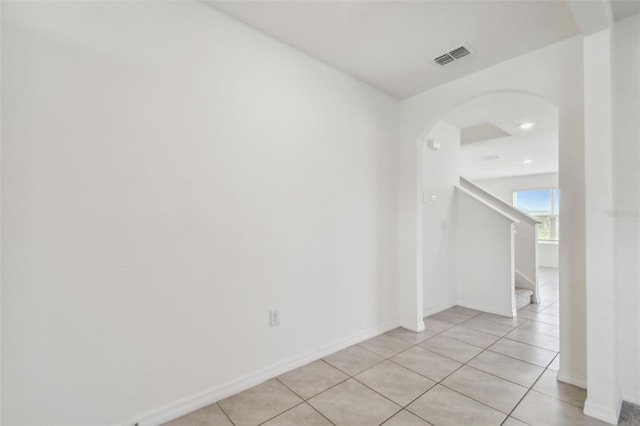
269,309,280,327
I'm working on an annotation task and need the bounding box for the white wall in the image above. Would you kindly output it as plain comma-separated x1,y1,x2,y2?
399,36,586,389
475,173,559,268
0,2,400,425
583,28,618,423
613,13,640,407
538,242,559,269
455,189,515,317
421,122,459,316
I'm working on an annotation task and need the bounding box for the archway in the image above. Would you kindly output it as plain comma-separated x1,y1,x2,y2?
419,91,559,320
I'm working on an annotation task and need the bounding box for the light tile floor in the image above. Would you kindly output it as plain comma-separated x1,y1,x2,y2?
166,268,613,425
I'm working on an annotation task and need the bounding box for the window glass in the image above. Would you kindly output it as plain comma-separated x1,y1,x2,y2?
513,189,560,241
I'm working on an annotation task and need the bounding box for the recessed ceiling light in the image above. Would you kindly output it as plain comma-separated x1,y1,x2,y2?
520,122,536,130
523,159,533,164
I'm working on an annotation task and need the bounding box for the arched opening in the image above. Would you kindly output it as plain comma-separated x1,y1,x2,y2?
419,91,559,319
405,90,582,422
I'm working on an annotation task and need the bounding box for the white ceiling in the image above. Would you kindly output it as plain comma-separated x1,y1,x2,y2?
443,92,558,180
206,0,581,99
611,0,640,21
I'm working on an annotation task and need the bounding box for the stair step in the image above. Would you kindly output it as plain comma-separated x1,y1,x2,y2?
515,287,534,311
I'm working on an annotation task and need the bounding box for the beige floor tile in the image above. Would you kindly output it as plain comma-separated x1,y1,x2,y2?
355,360,435,406
278,360,348,399
503,416,530,426
522,304,547,313
382,409,433,426
429,310,475,325
423,318,457,333
418,335,483,363
505,328,559,351
407,385,506,426
391,346,462,381
462,317,515,336
512,390,609,426
218,379,302,426
262,403,332,426
358,334,413,358
447,306,483,317
441,325,500,348
468,350,544,387
548,354,560,371
323,345,384,376
476,312,527,327
532,369,587,408
163,403,232,426
515,309,538,319
386,327,435,344
442,366,528,414
517,320,560,337
533,312,560,325
488,338,557,367
541,303,560,317
308,379,400,426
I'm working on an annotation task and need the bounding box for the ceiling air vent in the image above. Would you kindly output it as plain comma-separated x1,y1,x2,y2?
479,154,503,161
433,44,473,66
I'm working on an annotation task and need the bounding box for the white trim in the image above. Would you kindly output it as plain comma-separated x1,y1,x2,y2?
556,369,587,389
460,177,538,225
115,319,400,426
583,398,622,425
401,319,425,332
456,186,520,223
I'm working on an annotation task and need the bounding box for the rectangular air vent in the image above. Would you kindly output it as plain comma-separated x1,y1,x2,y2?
478,154,503,161
433,44,473,66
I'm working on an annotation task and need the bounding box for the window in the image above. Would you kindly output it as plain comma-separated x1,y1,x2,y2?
513,189,560,242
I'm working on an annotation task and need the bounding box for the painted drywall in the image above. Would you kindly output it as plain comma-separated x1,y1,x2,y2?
474,173,559,268
399,36,586,390
0,2,400,425
613,13,640,407
455,189,515,316
583,28,618,424
458,178,540,303
421,122,459,316
538,242,560,270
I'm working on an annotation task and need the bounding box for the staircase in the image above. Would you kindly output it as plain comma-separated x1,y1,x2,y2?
515,288,534,310
456,177,541,317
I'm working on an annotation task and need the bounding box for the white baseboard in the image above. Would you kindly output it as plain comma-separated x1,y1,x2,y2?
556,369,587,389
584,398,622,425
116,319,400,426
400,319,425,332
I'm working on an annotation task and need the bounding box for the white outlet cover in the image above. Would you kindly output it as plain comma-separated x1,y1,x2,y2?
269,309,280,327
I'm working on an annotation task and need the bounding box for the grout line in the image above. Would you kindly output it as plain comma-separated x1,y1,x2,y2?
392,314,555,423
307,402,338,426
210,303,570,426
484,347,557,370
216,402,237,426
502,336,559,352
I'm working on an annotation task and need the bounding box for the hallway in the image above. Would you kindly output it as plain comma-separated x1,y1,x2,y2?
166,269,611,426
